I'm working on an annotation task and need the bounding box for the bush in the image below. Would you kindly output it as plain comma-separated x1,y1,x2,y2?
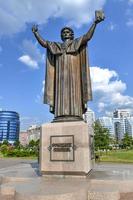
5,148,36,157
0,139,39,157
0,144,8,155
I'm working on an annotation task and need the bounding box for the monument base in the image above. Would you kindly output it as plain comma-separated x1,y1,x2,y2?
40,121,94,176
52,115,83,122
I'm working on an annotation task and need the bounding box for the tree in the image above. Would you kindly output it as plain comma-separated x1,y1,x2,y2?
29,140,36,148
121,133,132,149
2,140,9,146
94,121,110,152
14,140,21,148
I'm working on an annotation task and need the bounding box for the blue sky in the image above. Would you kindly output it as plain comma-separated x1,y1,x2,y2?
0,0,133,130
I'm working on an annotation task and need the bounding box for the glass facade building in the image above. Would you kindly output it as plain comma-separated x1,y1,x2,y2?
97,117,115,137
0,111,20,144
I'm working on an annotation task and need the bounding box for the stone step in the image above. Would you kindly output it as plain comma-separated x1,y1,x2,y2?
0,195,14,200
0,184,15,200
16,191,89,200
88,191,120,200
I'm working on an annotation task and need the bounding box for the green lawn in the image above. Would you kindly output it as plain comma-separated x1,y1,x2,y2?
97,150,133,163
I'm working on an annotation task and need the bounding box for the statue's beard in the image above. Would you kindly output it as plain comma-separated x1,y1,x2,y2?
61,36,74,41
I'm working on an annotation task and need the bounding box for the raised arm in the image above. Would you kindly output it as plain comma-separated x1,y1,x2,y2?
81,22,97,44
81,11,105,45
32,25,47,48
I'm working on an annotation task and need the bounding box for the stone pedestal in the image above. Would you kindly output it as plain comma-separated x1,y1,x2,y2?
40,121,94,176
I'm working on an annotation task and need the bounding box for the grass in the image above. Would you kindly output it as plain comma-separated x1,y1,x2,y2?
97,150,133,163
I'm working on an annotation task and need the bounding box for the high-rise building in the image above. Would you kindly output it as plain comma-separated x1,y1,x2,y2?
113,109,131,118
19,131,29,146
97,117,114,137
27,125,40,142
84,107,95,126
0,111,20,144
113,118,124,140
113,109,133,140
125,117,133,137
96,109,133,141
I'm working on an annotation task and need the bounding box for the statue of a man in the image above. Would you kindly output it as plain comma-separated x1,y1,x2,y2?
32,11,105,122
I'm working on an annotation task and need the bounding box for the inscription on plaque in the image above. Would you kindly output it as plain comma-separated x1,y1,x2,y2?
52,143,72,152
49,135,75,161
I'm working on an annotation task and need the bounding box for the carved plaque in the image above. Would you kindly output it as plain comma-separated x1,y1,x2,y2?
49,135,74,161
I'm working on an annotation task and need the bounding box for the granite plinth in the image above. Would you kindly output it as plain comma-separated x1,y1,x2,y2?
40,121,94,176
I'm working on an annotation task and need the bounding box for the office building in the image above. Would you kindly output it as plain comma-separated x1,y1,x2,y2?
84,107,95,125
27,125,40,142
113,109,131,118
0,111,20,144
97,117,114,137
113,109,133,140
125,117,133,137
19,131,29,146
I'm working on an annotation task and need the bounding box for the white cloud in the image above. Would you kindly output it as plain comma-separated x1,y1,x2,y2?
126,19,133,26
90,66,133,113
35,81,45,104
126,1,133,27
91,67,118,84
18,39,44,69
129,0,133,5
42,80,45,94
18,55,39,69
111,93,133,107
98,102,106,112
22,39,44,63
0,0,106,36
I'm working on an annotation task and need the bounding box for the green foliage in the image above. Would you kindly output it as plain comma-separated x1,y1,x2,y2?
0,144,8,155
5,148,36,157
94,121,110,151
29,140,36,147
121,133,133,149
0,139,40,157
2,140,9,145
14,140,21,148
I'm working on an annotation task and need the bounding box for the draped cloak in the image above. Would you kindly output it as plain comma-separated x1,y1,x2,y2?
44,36,92,119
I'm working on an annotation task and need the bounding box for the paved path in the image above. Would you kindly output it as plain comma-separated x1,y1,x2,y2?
90,162,133,180
1,158,133,180
0,160,133,200
0,158,37,169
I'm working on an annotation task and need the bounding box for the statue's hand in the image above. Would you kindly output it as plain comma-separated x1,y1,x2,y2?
95,11,105,24
32,25,38,33
95,17,104,24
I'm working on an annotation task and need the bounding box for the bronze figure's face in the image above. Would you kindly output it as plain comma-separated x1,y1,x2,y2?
61,27,74,41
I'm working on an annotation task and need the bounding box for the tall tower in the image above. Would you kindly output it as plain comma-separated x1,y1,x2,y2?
0,111,20,144
98,117,114,137
113,109,132,140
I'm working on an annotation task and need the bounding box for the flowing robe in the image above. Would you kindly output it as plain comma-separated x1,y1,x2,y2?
44,36,92,120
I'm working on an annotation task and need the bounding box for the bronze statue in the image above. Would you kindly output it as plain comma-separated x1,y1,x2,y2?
32,11,105,122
